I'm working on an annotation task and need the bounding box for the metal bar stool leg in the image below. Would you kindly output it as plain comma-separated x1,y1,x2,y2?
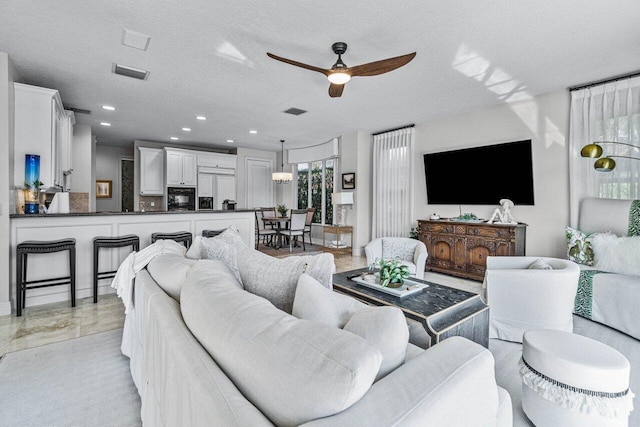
16,251,23,317
70,245,76,308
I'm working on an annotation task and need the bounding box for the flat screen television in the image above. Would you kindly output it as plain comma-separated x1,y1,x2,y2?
423,140,534,205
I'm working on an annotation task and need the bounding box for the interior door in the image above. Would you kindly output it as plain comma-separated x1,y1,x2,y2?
246,158,273,208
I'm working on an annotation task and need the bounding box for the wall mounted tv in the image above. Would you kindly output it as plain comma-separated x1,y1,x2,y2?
423,139,535,205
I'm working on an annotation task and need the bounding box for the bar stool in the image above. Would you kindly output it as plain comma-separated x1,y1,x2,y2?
16,238,76,317
151,231,192,248
202,229,224,238
93,234,140,304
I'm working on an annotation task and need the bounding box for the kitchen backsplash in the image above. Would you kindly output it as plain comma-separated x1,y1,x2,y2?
139,195,163,212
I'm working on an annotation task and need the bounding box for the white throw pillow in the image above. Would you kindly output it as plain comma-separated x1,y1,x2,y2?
235,244,335,313
201,237,242,284
146,253,197,301
344,306,409,380
592,233,640,276
527,258,553,270
382,239,415,262
294,273,409,381
180,272,381,426
186,225,245,260
185,235,204,259
293,273,367,328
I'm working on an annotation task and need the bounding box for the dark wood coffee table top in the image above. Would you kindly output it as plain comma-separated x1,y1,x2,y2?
333,268,489,348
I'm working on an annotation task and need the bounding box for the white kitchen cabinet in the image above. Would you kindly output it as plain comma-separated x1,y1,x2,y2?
139,147,164,195
165,148,197,186
14,83,72,189
197,152,237,169
215,175,236,209
197,173,214,198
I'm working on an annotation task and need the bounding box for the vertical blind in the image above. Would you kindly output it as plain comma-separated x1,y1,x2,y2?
372,127,414,238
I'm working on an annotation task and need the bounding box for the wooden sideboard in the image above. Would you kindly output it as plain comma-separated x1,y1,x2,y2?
418,219,527,281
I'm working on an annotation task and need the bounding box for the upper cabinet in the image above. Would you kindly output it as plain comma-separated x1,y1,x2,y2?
139,147,164,195
197,152,237,170
165,148,197,186
14,83,74,189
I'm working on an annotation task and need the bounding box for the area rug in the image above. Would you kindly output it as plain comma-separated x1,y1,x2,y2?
0,328,141,427
258,242,325,258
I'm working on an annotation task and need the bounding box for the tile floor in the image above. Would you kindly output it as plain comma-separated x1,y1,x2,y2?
0,254,481,358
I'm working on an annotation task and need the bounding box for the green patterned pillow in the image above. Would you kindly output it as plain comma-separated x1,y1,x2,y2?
566,226,599,265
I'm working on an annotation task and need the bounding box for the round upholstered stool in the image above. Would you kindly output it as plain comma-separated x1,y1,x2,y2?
16,238,76,317
151,231,192,248
520,329,634,427
93,235,139,303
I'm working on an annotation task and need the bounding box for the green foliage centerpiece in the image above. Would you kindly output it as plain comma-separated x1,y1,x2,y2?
378,258,411,288
277,204,288,217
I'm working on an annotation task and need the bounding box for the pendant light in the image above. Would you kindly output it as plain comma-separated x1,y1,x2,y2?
272,140,293,184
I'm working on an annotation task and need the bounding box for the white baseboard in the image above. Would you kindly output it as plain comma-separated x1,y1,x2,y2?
0,300,11,316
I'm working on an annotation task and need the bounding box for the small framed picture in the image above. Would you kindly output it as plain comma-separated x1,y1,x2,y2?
96,180,112,198
342,173,355,190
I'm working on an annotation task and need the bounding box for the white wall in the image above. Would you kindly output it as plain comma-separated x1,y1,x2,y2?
95,145,134,212
70,125,93,202
413,89,571,257
0,52,19,315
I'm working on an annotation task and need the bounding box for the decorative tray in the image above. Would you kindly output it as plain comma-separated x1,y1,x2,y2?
350,274,428,298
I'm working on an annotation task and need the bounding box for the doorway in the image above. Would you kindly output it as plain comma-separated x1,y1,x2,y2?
120,157,134,212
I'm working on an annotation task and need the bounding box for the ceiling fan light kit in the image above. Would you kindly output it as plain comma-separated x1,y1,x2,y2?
267,42,416,97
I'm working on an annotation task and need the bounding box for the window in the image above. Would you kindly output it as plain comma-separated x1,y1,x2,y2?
296,158,336,225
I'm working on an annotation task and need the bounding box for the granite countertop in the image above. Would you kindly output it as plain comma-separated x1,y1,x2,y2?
10,209,256,218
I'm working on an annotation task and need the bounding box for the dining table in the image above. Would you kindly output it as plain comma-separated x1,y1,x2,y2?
261,216,290,249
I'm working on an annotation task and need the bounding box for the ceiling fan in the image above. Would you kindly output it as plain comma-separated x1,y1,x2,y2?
266,42,416,98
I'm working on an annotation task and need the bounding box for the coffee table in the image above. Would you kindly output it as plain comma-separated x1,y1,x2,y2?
333,268,489,348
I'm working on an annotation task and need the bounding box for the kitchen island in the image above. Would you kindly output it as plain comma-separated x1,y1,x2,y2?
9,210,255,310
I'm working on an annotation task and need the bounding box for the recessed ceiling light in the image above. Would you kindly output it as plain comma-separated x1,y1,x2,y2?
249,130,257,134
170,137,179,140
182,127,191,132
100,122,111,126
227,139,235,143
196,115,206,121
102,105,115,111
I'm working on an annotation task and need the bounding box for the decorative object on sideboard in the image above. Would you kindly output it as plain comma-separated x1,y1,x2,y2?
331,192,353,226
581,140,640,172
272,140,292,184
96,180,112,198
488,199,517,224
429,213,440,220
342,172,355,189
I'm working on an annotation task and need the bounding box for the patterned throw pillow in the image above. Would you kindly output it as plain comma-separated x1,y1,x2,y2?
565,226,599,266
201,237,242,284
381,239,415,262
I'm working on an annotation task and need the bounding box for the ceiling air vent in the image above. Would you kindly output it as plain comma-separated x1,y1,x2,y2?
283,107,307,116
113,63,149,80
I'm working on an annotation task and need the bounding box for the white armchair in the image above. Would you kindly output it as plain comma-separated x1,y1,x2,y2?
365,237,428,280
485,256,581,343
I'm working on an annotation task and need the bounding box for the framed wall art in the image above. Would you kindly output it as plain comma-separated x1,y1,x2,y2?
342,173,355,190
96,180,112,198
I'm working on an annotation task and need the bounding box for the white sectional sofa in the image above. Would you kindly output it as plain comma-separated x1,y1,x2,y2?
120,230,512,426
573,197,640,340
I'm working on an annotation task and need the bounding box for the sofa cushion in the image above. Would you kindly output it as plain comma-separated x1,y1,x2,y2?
565,226,608,266
146,254,197,301
234,243,335,314
527,258,553,270
344,306,409,380
180,270,382,427
185,225,243,260
293,273,409,381
201,237,242,284
592,233,640,276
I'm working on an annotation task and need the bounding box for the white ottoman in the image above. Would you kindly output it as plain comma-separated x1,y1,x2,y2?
519,329,634,426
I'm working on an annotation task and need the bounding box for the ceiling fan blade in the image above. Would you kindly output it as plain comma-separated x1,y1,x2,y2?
328,83,345,98
349,52,416,77
266,53,329,76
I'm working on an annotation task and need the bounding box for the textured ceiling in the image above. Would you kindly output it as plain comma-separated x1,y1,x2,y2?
1,1,639,151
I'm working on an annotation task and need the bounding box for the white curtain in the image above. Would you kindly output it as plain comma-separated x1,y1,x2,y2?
569,76,640,226
372,127,414,238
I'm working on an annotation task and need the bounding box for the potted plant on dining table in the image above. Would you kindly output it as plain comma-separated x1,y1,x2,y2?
277,204,288,218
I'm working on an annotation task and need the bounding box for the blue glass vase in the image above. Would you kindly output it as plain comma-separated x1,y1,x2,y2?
25,154,40,187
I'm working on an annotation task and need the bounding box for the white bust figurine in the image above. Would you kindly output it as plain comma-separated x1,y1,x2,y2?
488,199,517,224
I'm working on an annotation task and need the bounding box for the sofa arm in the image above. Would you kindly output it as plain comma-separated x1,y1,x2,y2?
413,240,428,279
364,239,383,266
301,337,503,427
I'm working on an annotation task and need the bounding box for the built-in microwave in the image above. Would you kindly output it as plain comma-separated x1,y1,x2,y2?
167,187,196,211
199,197,214,210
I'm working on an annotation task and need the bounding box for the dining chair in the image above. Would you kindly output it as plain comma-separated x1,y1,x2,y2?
302,208,315,247
255,210,277,249
278,209,308,252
